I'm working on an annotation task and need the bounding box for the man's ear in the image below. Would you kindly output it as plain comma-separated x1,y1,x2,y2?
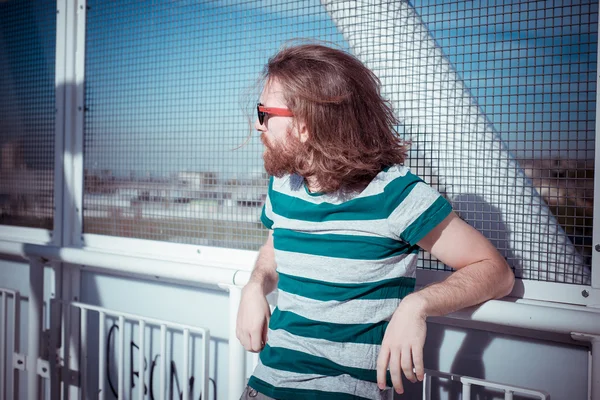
297,122,309,143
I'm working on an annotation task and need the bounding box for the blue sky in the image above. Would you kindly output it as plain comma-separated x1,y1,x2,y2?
1,0,597,177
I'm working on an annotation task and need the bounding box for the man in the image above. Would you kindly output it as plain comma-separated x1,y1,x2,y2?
236,44,514,399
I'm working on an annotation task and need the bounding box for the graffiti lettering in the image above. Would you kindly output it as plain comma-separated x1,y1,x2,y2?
106,324,203,399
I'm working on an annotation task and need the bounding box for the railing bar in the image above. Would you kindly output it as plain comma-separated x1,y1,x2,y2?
505,390,514,400
160,324,167,400
138,321,146,400
98,312,106,400
81,309,88,399
202,330,210,400
463,382,471,400
422,372,431,400
69,302,207,335
461,376,548,396
0,293,6,400
9,292,19,400
118,316,125,400
183,329,189,400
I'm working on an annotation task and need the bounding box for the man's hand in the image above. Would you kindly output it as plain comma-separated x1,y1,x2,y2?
376,295,427,394
236,282,272,352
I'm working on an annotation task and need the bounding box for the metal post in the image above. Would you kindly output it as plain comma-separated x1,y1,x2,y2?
27,259,44,400
422,373,431,400
98,312,106,400
572,333,600,400
0,291,6,400
462,382,471,400
138,321,145,400
118,316,125,399
160,324,167,400
183,329,189,400
590,336,599,400
228,285,245,400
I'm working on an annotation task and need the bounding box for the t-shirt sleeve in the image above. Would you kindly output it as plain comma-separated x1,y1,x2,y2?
388,174,453,246
260,176,274,230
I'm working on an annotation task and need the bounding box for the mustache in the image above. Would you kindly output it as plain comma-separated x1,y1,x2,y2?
260,133,274,150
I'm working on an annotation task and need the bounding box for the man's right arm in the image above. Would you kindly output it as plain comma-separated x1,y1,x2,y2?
246,230,278,294
236,230,277,352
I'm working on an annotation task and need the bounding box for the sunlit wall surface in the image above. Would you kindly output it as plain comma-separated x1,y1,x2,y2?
0,1,56,230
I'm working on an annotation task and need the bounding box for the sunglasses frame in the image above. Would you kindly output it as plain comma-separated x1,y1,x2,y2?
257,102,294,125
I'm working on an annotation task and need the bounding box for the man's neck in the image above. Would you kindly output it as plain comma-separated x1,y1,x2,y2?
304,176,322,194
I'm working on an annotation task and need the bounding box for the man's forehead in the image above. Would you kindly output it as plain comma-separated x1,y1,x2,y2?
261,79,286,104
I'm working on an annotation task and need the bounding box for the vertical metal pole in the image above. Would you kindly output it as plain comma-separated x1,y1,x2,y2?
80,308,87,398
10,292,20,400
592,0,600,291
182,329,189,400
422,373,431,400
505,390,514,400
462,382,471,400
118,316,125,400
0,292,6,400
28,259,44,400
591,337,600,400
48,268,62,400
98,312,106,400
228,286,245,400
138,321,145,400
202,331,210,400
160,324,166,400
573,332,600,400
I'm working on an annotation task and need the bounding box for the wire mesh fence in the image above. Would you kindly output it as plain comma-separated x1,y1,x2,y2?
0,0,594,283
0,1,56,230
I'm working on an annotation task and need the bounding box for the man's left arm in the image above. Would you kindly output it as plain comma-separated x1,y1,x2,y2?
377,211,515,393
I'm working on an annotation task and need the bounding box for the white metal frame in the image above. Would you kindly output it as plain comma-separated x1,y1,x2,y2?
63,301,211,400
81,234,257,272
422,369,549,400
592,5,600,297
0,288,21,400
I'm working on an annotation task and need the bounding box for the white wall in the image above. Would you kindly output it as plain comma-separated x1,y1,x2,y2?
0,260,590,399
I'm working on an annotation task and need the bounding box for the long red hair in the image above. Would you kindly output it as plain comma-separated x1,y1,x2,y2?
264,44,410,193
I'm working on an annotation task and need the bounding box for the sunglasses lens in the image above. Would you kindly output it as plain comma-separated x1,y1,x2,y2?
257,104,264,125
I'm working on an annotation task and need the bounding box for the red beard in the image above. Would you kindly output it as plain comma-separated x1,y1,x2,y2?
261,132,306,177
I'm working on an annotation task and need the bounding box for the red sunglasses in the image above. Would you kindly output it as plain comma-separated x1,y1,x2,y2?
257,103,294,125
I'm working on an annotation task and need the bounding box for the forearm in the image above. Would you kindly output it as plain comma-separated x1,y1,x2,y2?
247,235,278,295
405,258,514,318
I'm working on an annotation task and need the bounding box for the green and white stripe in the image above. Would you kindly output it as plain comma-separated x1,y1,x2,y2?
275,249,417,284
250,166,452,398
250,360,381,400
266,328,380,370
277,291,401,324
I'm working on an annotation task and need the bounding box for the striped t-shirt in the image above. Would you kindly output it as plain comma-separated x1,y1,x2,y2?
248,165,452,400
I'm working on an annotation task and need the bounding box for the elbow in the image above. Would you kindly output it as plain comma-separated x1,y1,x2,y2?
495,258,515,299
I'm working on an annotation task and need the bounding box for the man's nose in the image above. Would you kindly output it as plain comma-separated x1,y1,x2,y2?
255,118,266,132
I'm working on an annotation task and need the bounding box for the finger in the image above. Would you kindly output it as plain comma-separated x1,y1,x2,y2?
240,333,252,352
401,347,417,383
250,331,263,352
376,347,390,389
388,349,404,394
262,319,269,344
412,346,425,381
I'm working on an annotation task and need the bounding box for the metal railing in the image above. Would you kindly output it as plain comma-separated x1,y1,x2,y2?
0,288,21,400
423,369,549,400
0,241,599,399
64,301,210,400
